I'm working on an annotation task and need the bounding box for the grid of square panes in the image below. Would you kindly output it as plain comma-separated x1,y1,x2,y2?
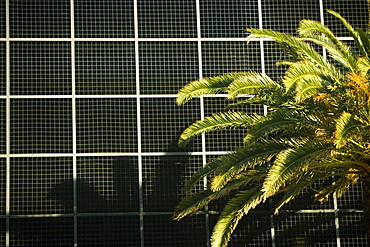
1,0,368,246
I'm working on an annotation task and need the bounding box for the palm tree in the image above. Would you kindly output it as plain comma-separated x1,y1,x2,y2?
173,10,370,247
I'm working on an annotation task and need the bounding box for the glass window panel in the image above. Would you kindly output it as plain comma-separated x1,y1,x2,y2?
139,41,199,95
75,42,136,95
9,217,74,246
10,157,73,215
140,98,201,153
10,99,73,154
77,156,139,213
200,0,259,38
10,42,71,95
274,213,337,246
262,0,321,34
142,155,203,212
138,0,197,38
10,0,70,38
202,41,262,78
76,98,138,153
77,216,141,246
74,0,134,38
144,215,207,246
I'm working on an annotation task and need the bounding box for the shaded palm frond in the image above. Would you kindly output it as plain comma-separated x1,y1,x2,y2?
211,186,265,247
173,189,214,220
262,140,333,198
335,111,367,148
179,111,261,147
328,10,369,58
210,139,290,191
243,109,316,144
315,172,359,202
174,169,267,221
176,72,250,105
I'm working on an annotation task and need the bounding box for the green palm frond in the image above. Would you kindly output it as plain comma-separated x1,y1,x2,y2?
335,112,367,148
294,77,327,102
211,186,265,247
327,10,369,58
358,57,370,77
283,60,327,93
247,28,341,82
243,109,314,144
210,139,290,191
298,17,357,71
356,27,370,58
173,189,214,220
299,33,357,72
183,158,222,193
262,140,333,198
273,170,329,213
175,10,370,247
179,111,262,147
174,169,267,221
226,72,281,99
176,72,250,105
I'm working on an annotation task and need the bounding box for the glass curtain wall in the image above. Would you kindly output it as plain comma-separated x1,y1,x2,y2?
0,0,368,246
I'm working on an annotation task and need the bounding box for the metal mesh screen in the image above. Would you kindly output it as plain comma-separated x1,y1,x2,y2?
2,0,368,246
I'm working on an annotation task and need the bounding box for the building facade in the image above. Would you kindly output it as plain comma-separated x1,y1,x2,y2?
0,0,368,246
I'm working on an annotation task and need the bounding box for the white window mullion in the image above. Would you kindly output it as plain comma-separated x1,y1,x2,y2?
5,0,10,246
70,0,78,246
133,1,144,247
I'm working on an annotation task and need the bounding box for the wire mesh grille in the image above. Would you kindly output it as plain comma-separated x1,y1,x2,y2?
0,42,5,96
142,155,203,212
10,0,71,38
77,216,141,246
75,42,136,95
76,98,138,153
261,0,321,34
274,213,338,246
74,0,134,38
144,215,207,246
10,99,73,154
137,0,197,38
0,100,5,155
10,42,71,95
9,217,74,246
77,156,139,213
2,0,369,246
10,157,73,215
139,41,199,95
200,0,259,38
140,97,201,152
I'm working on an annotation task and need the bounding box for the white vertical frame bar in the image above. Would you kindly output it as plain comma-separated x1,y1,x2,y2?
319,1,341,246
70,0,78,246
133,1,144,246
195,1,210,246
258,0,275,246
5,0,10,246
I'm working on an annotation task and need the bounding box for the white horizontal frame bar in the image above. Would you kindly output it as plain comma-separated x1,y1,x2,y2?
0,37,354,42
0,151,229,158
